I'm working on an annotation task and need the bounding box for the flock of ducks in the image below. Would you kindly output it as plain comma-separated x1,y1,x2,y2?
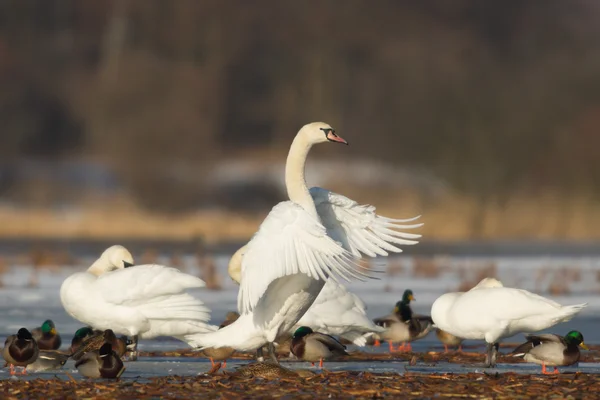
2,322,125,378
0,122,591,379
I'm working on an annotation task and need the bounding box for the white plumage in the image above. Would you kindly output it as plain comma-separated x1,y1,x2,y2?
238,201,365,318
431,277,587,366
189,122,420,354
60,246,217,347
295,279,384,346
310,187,421,258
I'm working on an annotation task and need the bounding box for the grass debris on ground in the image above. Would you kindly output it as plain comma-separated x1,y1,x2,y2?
1,370,600,399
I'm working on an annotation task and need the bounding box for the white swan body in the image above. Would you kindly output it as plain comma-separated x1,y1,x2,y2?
431,278,587,344
295,279,384,346
60,245,216,345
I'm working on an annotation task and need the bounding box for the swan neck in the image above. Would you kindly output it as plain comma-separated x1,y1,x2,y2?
285,133,318,218
87,257,112,277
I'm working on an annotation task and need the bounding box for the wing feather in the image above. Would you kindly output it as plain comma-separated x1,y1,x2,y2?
95,265,206,305
238,201,370,314
310,187,422,257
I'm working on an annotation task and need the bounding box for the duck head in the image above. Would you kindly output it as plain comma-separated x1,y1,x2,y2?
292,326,314,339
17,328,33,341
565,330,588,350
41,320,57,336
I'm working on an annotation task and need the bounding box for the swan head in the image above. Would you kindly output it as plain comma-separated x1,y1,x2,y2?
227,245,247,285
565,331,588,350
299,122,348,145
88,245,135,276
471,277,504,290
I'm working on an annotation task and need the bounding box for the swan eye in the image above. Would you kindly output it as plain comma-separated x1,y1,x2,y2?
320,127,334,135
123,261,134,268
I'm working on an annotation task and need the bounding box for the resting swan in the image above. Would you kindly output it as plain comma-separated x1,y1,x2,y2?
431,277,587,367
188,122,420,359
60,245,216,360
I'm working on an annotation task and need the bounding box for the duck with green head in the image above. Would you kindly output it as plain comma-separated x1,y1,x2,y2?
2,328,39,375
75,342,125,379
32,320,61,350
373,289,432,352
395,289,415,321
291,326,348,368
70,326,102,354
511,330,588,374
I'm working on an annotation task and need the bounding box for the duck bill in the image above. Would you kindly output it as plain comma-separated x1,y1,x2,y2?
409,295,415,301
580,342,589,350
50,328,57,335
393,306,400,313
326,131,348,144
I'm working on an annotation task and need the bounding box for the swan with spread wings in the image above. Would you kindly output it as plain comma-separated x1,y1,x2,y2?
188,122,421,361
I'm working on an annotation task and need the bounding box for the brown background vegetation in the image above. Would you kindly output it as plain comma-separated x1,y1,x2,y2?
1,0,599,241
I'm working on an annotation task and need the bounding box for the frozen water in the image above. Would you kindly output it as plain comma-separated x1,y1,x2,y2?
1,253,599,378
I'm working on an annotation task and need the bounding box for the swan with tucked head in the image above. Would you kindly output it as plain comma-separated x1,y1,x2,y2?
60,245,217,360
431,277,587,367
190,122,421,359
87,245,134,276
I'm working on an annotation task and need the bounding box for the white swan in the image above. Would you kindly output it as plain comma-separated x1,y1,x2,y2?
431,277,587,367
229,248,385,347
187,122,420,359
218,124,422,349
60,245,216,359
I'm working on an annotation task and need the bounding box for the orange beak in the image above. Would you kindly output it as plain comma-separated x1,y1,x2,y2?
326,131,348,145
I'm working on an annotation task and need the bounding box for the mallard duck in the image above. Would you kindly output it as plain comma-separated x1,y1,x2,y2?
200,312,239,368
75,342,125,379
71,329,127,361
189,123,419,361
60,245,217,361
70,326,103,353
373,290,433,352
436,329,464,352
373,315,432,352
431,277,587,367
32,319,61,350
511,331,588,374
291,326,347,368
235,362,300,378
2,328,39,375
27,350,70,373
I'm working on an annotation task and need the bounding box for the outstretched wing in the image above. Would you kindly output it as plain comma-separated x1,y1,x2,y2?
238,201,371,314
310,187,422,257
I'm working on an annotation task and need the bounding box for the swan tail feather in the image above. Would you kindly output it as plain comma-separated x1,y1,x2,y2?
556,303,587,323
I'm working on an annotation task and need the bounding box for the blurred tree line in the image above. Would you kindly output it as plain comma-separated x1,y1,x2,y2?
0,0,599,213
